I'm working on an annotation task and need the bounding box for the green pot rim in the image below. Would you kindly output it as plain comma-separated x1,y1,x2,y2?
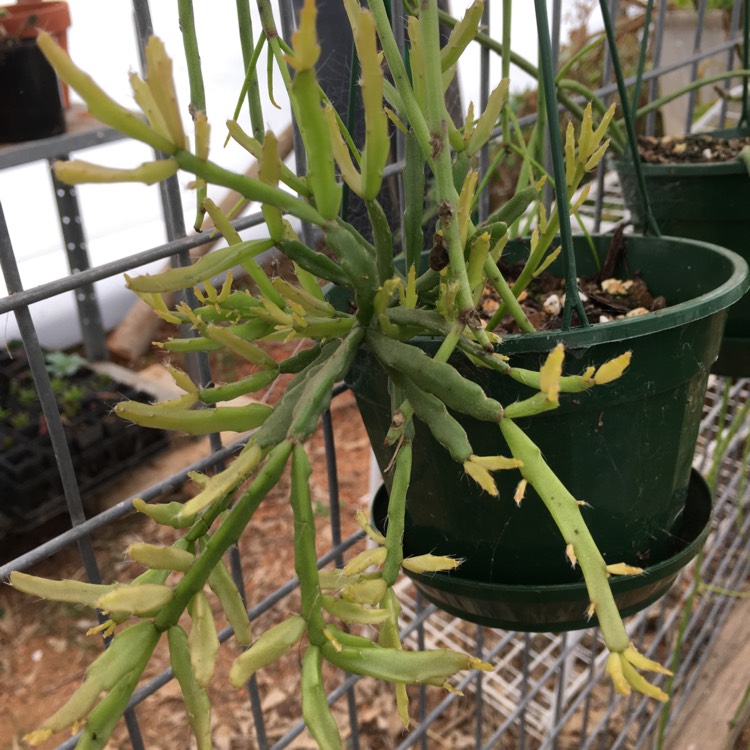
617,157,747,179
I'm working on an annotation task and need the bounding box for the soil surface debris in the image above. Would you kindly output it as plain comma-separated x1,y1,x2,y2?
637,132,750,164
487,234,667,334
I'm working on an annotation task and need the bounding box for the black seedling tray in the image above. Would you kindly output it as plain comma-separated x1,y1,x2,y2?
0,348,169,532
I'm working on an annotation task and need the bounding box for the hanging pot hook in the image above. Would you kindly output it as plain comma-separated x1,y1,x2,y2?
599,0,662,238
533,0,589,330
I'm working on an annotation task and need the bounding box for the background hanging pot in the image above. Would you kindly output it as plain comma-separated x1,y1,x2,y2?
345,234,748,630
0,1,71,143
617,130,750,376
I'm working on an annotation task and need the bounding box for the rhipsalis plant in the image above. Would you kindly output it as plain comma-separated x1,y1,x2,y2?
11,1,671,748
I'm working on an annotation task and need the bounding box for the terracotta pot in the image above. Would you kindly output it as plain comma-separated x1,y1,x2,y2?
1,1,71,62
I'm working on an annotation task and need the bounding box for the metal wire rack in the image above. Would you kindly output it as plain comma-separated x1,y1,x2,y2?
1,1,749,748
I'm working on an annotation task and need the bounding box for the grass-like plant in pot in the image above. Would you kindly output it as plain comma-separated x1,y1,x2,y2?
7,1,748,748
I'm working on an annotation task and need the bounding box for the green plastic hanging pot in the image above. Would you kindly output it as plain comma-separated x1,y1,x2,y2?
344,234,748,631
371,469,711,631
616,129,750,376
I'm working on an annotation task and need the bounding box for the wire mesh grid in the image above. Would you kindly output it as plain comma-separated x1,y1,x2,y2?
1,1,750,749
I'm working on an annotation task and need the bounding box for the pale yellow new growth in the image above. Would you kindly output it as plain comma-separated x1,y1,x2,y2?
129,71,170,138
342,546,388,576
323,627,344,652
195,111,210,160
127,542,195,571
166,364,199,394
570,183,592,214
25,729,53,747
606,645,672,701
463,459,498,496
624,643,672,676
565,543,577,568
539,343,565,403
594,351,632,385
585,140,611,172
341,577,387,606
467,78,509,156
97,583,174,615
36,32,174,154
464,454,524,497
53,159,178,185
514,479,527,506
354,509,386,545
458,169,479,248
323,104,363,196
565,121,576,187
9,571,117,608
470,455,524,471
286,0,320,71
606,562,644,576
354,6,388,200
144,37,186,149
402,554,463,574
441,0,484,71
606,652,631,695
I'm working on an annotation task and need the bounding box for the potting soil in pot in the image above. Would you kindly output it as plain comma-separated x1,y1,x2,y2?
487,231,667,333
636,133,750,164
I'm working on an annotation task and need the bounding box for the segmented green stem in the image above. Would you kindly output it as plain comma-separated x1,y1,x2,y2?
236,0,265,140
368,0,433,166
418,0,490,348
501,0,511,143
175,150,325,225
483,255,535,333
155,441,293,631
499,418,629,653
291,444,327,645
402,131,426,272
177,0,208,230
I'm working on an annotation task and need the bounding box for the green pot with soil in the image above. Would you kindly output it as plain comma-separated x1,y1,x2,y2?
616,130,750,376
346,233,748,630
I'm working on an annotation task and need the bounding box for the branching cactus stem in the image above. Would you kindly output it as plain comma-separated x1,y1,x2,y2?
499,417,670,699
154,440,293,631
291,443,328,646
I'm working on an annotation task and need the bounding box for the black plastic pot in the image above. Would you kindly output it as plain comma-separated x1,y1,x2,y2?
0,38,66,142
617,130,750,376
345,234,748,629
